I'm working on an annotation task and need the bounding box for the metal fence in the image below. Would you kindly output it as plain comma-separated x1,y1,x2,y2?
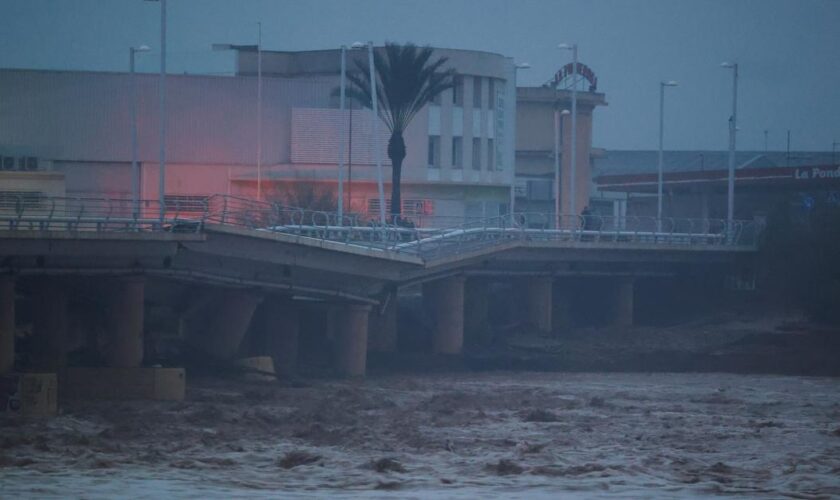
0,194,764,258
0,195,204,232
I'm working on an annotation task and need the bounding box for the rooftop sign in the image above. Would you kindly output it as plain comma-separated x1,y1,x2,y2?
551,62,598,92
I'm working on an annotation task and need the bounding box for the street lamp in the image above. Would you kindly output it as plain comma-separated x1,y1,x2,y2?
130,45,150,220
657,80,678,231
337,43,367,225
510,62,530,220
213,24,263,201
144,0,166,221
365,41,386,225
721,61,738,231
558,43,578,216
554,108,570,229
832,140,839,166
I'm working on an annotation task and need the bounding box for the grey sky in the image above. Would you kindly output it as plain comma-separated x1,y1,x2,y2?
2,0,838,152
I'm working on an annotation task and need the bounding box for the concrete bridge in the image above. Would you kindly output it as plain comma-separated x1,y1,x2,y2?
0,195,762,386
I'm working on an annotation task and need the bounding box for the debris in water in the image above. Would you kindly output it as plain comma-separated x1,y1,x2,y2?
374,481,402,490
371,457,407,473
486,459,524,475
278,451,321,469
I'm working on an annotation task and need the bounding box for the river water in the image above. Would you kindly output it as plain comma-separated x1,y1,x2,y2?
2,372,839,498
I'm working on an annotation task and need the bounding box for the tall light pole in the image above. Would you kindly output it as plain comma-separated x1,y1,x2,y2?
212,27,262,201
256,22,262,201
722,62,738,230
657,80,678,230
832,140,838,166
338,45,348,224
337,43,367,225
510,62,530,220
554,108,570,229
144,0,166,221
130,45,150,219
367,42,386,225
559,43,578,216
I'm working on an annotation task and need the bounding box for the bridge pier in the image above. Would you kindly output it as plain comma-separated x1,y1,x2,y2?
424,276,465,354
464,278,490,345
552,281,571,330
190,290,263,360
331,303,371,377
31,280,68,372
104,277,145,368
611,277,635,327
524,276,553,334
0,275,14,374
253,296,299,377
368,295,397,353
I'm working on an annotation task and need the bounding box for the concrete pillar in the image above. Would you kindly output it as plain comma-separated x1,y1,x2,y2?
368,297,397,353
331,304,371,377
552,280,571,331
105,277,145,368
424,276,465,354
464,278,489,345
525,276,553,333
613,278,635,327
0,276,15,374
31,281,68,372
256,296,299,377
198,291,263,361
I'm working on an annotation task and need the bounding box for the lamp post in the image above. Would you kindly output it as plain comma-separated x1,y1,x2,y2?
130,45,150,219
510,62,530,221
721,62,738,231
212,26,262,201
657,80,678,231
338,45,347,224
559,43,578,216
833,140,838,166
256,23,262,201
366,42,386,225
337,43,367,225
554,107,570,229
144,0,166,221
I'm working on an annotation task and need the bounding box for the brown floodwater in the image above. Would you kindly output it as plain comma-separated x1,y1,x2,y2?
2,372,839,498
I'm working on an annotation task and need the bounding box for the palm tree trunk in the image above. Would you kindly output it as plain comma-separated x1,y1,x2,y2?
387,131,406,218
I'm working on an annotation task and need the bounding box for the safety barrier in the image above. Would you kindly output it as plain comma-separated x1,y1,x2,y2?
0,194,763,258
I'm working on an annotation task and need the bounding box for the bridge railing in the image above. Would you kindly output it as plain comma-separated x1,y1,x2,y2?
0,194,764,257
0,194,204,232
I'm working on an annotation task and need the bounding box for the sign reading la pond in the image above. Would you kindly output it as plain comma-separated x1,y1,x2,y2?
794,166,840,181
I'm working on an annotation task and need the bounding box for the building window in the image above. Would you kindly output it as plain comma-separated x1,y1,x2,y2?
472,77,482,108
487,139,495,170
368,198,434,217
488,79,495,109
0,191,44,211
472,138,481,170
452,137,463,168
452,76,463,106
427,135,441,168
164,195,209,213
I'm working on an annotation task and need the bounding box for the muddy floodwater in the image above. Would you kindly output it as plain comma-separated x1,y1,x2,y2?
2,372,840,498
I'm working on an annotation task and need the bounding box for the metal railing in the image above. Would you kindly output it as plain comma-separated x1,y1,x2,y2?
0,195,204,233
0,194,764,259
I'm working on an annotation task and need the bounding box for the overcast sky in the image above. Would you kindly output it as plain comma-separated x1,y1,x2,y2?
2,0,838,152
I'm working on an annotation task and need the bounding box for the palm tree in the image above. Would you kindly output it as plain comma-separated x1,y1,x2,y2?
344,43,455,220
